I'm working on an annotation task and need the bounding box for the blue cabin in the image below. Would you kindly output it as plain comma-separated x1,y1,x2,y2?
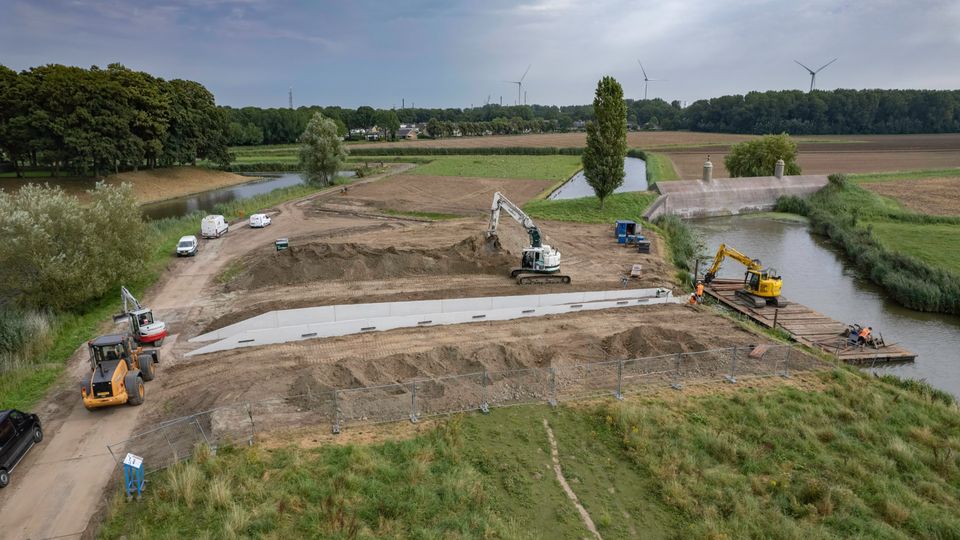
614,220,640,244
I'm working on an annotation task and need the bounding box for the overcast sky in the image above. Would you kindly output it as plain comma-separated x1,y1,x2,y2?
3,0,959,109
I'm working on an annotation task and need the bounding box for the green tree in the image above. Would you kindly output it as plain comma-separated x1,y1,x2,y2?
0,182,146,310
724,134,802,177
298,112,347,186
377,110,401,140
582,76,627,208
426,118,443,138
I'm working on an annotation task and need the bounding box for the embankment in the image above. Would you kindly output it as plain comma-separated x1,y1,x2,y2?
644,175,828,220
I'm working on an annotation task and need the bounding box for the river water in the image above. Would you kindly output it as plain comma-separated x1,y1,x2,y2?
548,157,647,200
692,215,960,398
142,171,354,220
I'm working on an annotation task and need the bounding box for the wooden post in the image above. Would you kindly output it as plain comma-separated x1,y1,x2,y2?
773,309,779,330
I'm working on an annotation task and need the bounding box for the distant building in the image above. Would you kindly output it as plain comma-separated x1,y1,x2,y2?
396,127,418,140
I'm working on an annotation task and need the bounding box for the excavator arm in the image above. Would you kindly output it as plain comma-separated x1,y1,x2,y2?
487,191,542,247
703,243,763,283
120,286,143,315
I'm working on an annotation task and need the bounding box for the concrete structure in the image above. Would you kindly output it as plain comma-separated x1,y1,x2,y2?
643,174,828,220
188,288,678,356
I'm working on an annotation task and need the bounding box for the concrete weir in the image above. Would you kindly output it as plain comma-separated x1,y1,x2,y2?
644,174,828,220
187,288,679,356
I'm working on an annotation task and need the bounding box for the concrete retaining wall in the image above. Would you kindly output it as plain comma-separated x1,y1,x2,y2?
643,175,828,220
187,288,678,356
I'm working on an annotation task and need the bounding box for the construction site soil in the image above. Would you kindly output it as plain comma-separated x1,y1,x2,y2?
863,176,960,216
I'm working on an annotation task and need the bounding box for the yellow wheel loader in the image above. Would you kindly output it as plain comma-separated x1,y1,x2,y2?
81,334,158,410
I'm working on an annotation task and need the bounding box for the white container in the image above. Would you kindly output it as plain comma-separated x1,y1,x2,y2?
201,215,228,238
249,213,272,228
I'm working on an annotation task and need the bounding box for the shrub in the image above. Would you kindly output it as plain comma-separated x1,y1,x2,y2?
828,173,848,188
348,146,584,156
0,182,147,311
775,195,810,216
724,134,801,177
653,214,703,275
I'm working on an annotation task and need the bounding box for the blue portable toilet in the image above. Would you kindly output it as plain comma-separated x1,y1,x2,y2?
615,220,637,244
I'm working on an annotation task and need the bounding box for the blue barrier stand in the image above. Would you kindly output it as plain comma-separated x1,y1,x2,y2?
123,453,145,501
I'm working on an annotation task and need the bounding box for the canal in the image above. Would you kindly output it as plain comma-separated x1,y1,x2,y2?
548,157,647,200
693,214,960,398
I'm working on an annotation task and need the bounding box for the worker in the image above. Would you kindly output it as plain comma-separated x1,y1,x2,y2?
688,293,697,305
695,280,705,304
858,326,872,345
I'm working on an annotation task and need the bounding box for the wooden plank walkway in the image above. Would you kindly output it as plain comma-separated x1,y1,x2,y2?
705,280,916,365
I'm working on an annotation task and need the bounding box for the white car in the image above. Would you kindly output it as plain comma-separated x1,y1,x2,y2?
176,235,198,257
249,213,272,228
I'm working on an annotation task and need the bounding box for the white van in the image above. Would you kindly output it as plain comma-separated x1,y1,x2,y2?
249,213,272,228
201,215,228,238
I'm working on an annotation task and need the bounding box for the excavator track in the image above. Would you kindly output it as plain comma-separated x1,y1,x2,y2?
515,273,571,285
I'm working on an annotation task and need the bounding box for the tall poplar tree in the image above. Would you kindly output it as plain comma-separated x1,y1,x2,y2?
583,76,627,208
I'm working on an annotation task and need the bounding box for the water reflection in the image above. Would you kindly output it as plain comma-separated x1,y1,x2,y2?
548,157,647,200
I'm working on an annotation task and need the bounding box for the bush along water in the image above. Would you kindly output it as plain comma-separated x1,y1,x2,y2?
776,177,960,314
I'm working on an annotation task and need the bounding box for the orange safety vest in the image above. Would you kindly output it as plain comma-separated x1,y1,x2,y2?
858,327,871,339
696,283,704,296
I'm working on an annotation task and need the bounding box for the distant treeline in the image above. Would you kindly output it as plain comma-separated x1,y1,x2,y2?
0,64,231,177
225,88,960,146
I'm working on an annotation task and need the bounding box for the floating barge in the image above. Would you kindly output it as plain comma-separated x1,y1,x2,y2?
705,280,916,365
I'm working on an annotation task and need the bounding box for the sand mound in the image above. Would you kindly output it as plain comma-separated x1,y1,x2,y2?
228,234,515,291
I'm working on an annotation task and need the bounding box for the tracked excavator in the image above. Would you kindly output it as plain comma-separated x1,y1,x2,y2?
114,286,167,346
703,243,785,307
487,192,571,285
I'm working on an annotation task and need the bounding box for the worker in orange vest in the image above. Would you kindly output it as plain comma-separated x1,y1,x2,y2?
695,280,705,304
857,326,872,345
688,293,697,305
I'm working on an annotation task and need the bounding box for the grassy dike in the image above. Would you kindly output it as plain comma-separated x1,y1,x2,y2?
0,183,323,411
777,174,960,314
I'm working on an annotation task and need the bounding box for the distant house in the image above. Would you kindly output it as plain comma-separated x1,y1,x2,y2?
365,126,382,141
396,127,418,140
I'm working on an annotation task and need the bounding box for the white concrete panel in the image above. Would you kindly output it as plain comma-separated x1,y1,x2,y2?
388,300,443,317
277,306,335,327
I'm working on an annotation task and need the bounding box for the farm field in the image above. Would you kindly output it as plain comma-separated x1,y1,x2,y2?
408,154,582,181
860,175,960,216
0,167,255,205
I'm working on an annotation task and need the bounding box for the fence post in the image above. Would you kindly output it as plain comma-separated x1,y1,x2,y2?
332,390,341,434
480,370,490,414
193,417,211,448
305,380,313,406
409,382,418,423
671,353,683,390
548,367,558,407
725,346,738,384
780,348,791,378
160,424,178,464
246,402,255,446
615,360,624,400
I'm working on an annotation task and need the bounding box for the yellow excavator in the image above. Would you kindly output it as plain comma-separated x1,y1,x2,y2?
703,243,785,307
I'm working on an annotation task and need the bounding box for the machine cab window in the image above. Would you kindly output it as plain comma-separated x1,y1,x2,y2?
136,311,154,327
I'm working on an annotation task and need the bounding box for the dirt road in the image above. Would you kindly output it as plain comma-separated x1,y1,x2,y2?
0,165,411,540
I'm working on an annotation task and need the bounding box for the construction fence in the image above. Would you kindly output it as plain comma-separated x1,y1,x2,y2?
106,344,820,475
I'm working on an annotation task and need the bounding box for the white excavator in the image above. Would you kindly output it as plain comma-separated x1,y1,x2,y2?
113,286,168,347
487,191,571,285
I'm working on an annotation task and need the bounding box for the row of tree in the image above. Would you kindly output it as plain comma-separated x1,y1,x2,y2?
225,88,960,146
0,64,231,177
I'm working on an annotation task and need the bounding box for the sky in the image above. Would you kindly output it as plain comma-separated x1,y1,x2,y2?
2,0,959,109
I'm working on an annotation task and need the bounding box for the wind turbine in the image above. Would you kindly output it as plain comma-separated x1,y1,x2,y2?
637,61,664,100
504,64,531,106
795,58,838,92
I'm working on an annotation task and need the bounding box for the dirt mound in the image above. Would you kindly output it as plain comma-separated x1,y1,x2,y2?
227,234,515,291
600,326,755,357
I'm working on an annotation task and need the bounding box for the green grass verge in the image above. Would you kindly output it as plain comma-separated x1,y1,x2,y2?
644,152,680,182
851,167,960,184
101,370,960,538
867,221,960,275
409,155,583,181
0,183,323,411
524,191,658,224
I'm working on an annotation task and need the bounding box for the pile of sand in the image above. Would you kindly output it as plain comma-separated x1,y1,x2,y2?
227,234,515,291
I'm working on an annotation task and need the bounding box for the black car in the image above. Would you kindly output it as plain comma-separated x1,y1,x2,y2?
0,409,43,488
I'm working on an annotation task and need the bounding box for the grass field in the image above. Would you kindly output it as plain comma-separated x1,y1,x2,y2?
867,221,960,275
524,191,658,224
407,155,583,181
101,369,960,539
852,167,960,183
644,152,680,182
